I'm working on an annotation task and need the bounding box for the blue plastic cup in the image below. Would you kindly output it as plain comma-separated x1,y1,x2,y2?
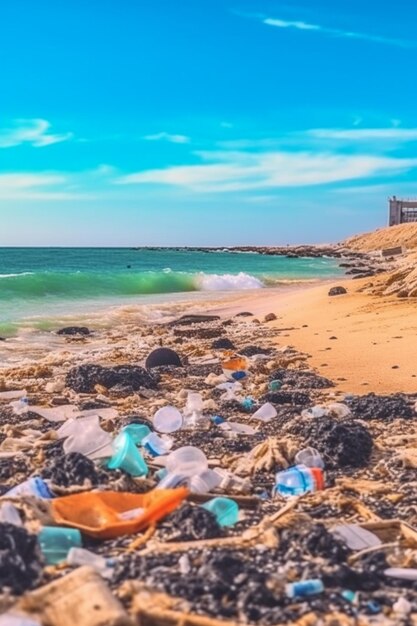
38,526,82,564
202,497,239,526
122,423,151,444
107,431,148,477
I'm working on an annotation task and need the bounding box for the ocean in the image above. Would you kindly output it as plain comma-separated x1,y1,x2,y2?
0,248,343,336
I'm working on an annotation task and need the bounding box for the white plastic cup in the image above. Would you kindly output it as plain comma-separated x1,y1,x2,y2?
295,447,324,469
153,406,183,433
252,402,277,422
165,446,208,477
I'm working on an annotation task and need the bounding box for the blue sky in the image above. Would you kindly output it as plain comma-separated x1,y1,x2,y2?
0,0,416,246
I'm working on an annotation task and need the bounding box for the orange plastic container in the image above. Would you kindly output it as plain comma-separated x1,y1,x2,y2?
221,356,248,372
51,487,188,539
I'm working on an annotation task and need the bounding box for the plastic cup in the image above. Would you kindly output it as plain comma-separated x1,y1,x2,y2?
107,432,148,477
165,446,208,477
295,447,324,469
122,423,151,444
202,497,239,526
153,406,183,433
38,526,82,564
252,402,277,422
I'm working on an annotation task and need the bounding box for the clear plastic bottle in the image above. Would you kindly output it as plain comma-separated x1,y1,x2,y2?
5,477,53,499
275,465,324,497
67,547,115,579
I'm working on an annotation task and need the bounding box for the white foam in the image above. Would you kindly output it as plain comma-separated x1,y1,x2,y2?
0,272,34,278
197,272,264,291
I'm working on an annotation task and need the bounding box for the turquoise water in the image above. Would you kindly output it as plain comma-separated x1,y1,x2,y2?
0,248,342,334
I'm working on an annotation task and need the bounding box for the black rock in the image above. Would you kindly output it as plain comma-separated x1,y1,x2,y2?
168,314,220,326
328,286,347,296
240,345,272,357
145,347,182,369
211,338,236,350
66,363,157,393
0,523,43,594
235,312,254,317
57,326,91,336
161,503,223,542
41,452,107,487
346,393,414,420
306,417,373,468
269,369,334,389
261,391,311,406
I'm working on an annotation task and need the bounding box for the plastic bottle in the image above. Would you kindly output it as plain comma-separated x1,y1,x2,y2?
286,579,324,598
185,392,204,426
5,477,53,499
202,497,239,526
10,397,29,416
294,447,324,469
275,465,324,497
67,547,115,579
153,406,183,433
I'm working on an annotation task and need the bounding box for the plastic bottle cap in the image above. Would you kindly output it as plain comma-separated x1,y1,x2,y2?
310,468,324,490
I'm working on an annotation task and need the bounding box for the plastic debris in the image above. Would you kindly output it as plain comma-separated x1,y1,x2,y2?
0,501,22,525
66,547,115,579
332,524,382,550
38,526,82,565
252,402,278,422
295,447,324,469
153,405,183,433
107,431,148,477
201,497,239,526
4,477,53,499
142,432,173,456
275,465,324,497
286,579,324,598
51,488,188,538
384,567,417,581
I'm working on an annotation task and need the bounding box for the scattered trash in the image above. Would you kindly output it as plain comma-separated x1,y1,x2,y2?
286,579,324,598
332,524,382,550
153,405,183,433
142,431,173,456
384,567,417,581
275,464,324,497
5,477,53,499
38,526,82,565
66,547,115,579
294,446,324,468
201,497,239,526
252,402,277,422
51,488,188,538
107,431,148,477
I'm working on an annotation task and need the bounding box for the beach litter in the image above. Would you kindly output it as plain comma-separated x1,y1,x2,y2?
0,310,417,625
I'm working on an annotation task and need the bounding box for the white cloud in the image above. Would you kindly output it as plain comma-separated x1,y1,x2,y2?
143,132,190,144
116,149,417,193
263,17,414,48
308,128,417,141
0,119,73,148
0,172,88,200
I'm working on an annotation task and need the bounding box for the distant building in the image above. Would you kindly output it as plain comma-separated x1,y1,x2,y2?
389,196,417,226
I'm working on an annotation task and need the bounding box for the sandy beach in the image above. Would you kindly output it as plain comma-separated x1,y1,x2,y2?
1,225,417,626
